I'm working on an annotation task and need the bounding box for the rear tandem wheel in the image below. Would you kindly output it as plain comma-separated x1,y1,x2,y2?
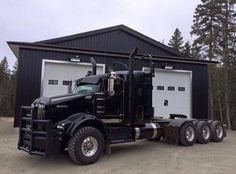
210,121,225,142
196,121,212,144
179,122,197,146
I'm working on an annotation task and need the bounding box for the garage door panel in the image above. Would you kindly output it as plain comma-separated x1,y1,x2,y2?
152,69,192,118
42,61,104,97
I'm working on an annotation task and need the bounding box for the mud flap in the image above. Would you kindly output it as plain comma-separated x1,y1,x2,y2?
163,125,179,144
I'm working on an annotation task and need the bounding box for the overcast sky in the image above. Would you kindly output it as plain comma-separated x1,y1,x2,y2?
1,0,201,68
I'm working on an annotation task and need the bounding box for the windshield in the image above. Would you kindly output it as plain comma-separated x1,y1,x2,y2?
73,84,100,94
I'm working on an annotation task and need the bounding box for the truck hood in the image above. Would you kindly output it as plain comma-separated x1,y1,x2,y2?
32,93,90,105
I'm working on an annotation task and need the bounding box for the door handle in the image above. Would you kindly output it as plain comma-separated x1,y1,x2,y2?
164,100,168,106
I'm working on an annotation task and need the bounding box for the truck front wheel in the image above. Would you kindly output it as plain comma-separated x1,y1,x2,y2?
68,127,105,165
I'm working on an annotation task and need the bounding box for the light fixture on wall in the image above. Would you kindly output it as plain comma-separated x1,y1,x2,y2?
163,63,174,70
69,55,80,62
164,65,174,70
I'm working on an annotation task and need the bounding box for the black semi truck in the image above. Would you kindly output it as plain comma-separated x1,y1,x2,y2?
18,48,226,165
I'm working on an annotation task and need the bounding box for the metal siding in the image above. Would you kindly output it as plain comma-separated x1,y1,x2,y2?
53,30,175,56
14,48,208,126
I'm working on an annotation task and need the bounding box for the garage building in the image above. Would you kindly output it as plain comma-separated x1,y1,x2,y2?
8,25,215,126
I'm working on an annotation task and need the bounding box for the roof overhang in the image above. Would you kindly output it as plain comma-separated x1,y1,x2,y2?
7,41,218,65
8,42,20,58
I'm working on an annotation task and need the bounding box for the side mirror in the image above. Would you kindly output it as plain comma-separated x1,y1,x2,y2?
151,62,155,77
107,72,116,96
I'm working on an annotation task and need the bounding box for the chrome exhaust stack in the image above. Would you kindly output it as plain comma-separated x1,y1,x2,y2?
90,57,97,75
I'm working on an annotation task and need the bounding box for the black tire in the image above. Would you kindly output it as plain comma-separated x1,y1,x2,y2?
196,121,212,144
179,122,196,146
211,121,224,142
68,127,105,165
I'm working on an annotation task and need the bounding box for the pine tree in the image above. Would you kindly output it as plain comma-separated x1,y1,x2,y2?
191,44,201,59
191,0,222,120
191,0,221,60
216,0,236,129
0,57,10,89
0,57,9,84
0,58,18,117
192,0,236,128
183,41,192,56
0,57,10,116
168,28,184,52
8,61,17,116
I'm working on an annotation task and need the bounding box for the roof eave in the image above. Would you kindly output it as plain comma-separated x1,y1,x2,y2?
7,41,219,65
7,41,20,58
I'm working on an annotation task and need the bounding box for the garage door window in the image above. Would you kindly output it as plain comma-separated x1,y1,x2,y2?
157,86,164,90
48,80,58,85
62,80,71,86
178,87,185,91
168,86,175,91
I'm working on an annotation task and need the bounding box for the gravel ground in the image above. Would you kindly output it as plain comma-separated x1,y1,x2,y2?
0,117,236,174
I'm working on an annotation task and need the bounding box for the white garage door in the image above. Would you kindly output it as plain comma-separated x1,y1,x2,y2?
143,68,192,118
153,69,192,118
41,60,105,97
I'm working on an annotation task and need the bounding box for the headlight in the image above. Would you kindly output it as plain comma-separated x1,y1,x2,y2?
37,104,45,119
56,122,71,132
56,123,65,130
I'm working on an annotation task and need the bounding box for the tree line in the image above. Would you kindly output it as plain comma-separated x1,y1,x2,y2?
0,57,17,117
168,0,236,129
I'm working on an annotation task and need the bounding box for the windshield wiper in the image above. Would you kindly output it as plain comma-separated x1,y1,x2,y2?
77,89,90,93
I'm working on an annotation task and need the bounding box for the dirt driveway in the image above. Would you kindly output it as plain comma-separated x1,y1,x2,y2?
0,117,236,174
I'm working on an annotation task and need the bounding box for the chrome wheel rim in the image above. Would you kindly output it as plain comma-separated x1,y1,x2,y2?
202,125,210,140
81,136,98,157
186,127,195,142
216,125,223,139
